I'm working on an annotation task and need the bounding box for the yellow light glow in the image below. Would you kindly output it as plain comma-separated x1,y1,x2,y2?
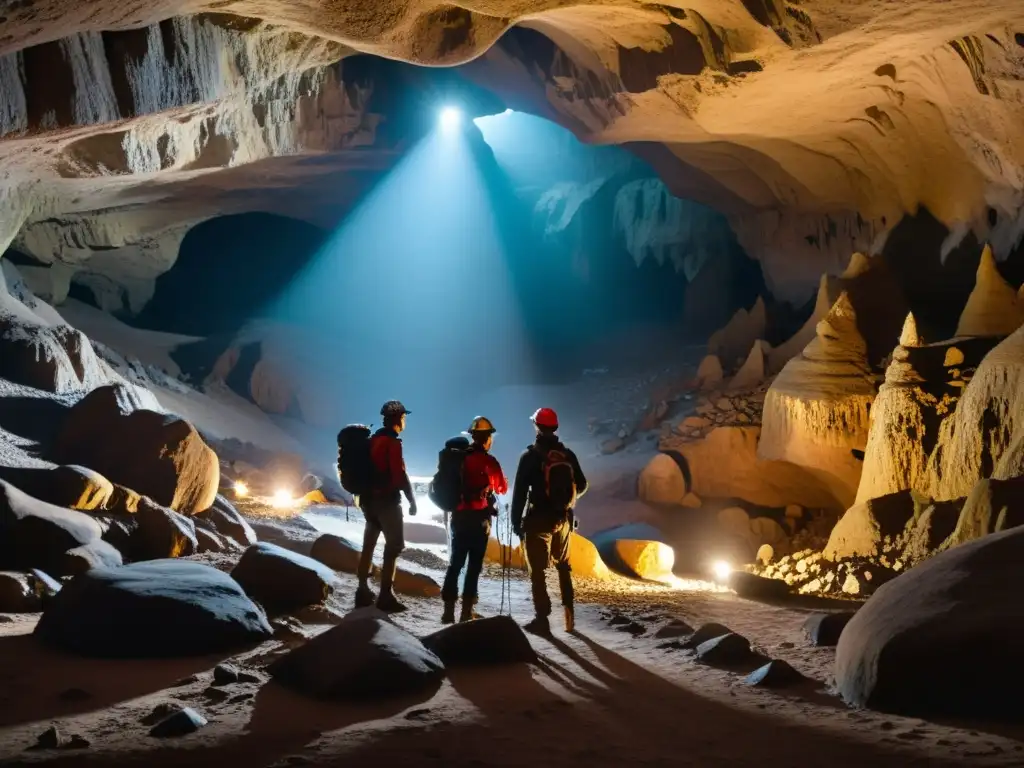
233,481,248,498
271,488,294,508
711,560,733,581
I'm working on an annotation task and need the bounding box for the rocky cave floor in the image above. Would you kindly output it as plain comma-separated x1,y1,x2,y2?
0,513,1020,768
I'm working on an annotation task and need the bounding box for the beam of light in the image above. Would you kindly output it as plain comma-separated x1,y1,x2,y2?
262,111,535,475
439,105,462,132
233,480,248,498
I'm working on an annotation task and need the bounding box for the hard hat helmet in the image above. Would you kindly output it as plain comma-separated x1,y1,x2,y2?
531,407,559,429
467,416,496,434
380,400,411,417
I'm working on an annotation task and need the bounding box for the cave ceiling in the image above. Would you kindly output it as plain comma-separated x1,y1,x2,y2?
1,0,1023,307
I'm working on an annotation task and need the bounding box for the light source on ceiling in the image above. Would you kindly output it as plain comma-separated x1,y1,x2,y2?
439,105,462,131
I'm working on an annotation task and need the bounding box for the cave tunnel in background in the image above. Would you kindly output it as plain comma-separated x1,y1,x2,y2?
135,212,330,337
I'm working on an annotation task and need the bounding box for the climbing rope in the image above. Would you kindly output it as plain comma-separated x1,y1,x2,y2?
498,500,514,616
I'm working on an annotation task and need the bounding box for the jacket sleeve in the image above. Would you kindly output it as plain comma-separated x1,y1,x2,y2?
390,439,414,500
570,449,589,499
510,451,530,530
489,456,509,496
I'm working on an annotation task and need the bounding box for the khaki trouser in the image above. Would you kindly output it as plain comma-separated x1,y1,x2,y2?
358,499,405,596
523,513,573,618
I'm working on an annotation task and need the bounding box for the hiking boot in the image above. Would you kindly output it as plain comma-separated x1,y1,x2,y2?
354,583,376,609
459,602,479,623
377,594,408,614
441,600,457,625
563,605,575,633
523,616,551,636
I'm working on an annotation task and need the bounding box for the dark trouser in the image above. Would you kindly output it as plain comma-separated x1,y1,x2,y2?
523,513,574,618
442,512,491,603
358,498,405,596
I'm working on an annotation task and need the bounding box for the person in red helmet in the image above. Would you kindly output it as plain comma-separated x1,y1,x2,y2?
510,407,588,634
358,399,417,613
440,416,508,624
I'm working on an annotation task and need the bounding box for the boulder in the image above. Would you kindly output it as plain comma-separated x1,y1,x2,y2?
196,528,232,554
34,560,273,657
954,244,1024,338
231,542,341,613
802,611,856,647
612,540,675,582
0,465,113,511
307,536,364,577
484,536,527,569
53,384,219,514
835,524,1024,715
393,568,441,598
0,571,40,612
683,622,732,649
0,317,103,393
695,632,754,665
105,484,142,515
638,453,686,505
569,533,611,580
63,540,123,575
132,498,198,560
728,571,789,600
422,615,537,666
195,495,257,547
268,615,444,699
663,425,837,509
654,618,694,639
150,707,208,738
0,480,104,575
901,499,963,565
823,489,925,561
758,292,875,510
745,659,804,687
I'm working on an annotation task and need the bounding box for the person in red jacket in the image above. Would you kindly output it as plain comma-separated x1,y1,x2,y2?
441,416,507,624
357,399,417,613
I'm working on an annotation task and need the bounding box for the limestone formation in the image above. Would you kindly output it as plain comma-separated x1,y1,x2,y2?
758,292,876,509
707,297,766,367
899,313,922,347
727,340,766,391
954,245,1024,338
835,525,1024,715
695,355,724,391
612,540,675,582
34,560,273,657
767,275,832,374
638,453,686,505
823,490,925,561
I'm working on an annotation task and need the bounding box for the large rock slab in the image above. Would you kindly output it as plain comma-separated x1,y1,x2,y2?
268,615,444,699
231,542,340,613
423,615,537,666
835,524,1024,716
0,480,104,575
195,495,257,548
612,540,675,582
53,384,219,514
34,560,273,657
0,465,113,511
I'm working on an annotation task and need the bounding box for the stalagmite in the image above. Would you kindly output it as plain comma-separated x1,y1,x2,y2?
728,340,766,391
695,354,724,391
707,296,767,368
768,275,833,374
899,313,922,347
954,245,1024,337
758,292,877,510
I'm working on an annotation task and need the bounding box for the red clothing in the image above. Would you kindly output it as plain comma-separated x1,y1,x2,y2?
456,448,508,512
369,428,406,498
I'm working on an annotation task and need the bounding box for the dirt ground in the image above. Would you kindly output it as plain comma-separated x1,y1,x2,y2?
1,552,1021,768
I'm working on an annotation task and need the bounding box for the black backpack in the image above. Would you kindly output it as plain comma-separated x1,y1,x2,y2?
336,425,373,496
534,443,577,513
429,435,471,512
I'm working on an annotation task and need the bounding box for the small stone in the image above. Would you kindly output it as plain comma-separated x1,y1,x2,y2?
30,725,69,750
142,702,183,725
803,611,856,647
943,347,965,367
796,559,808,574
756,544,774,564
203,687,230,702
745,659,804,687
149,707,208,738
680,492,702,509
841,573,861,595
695,633,754,665
683,622,733,649
680,416,711,430
654,619,694,639
715,398,733,411
737,413,751,423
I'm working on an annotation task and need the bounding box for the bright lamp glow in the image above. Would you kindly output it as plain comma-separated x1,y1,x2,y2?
711,560,733,581
233,480,248,498
271,488,294,508
439,106,461,131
